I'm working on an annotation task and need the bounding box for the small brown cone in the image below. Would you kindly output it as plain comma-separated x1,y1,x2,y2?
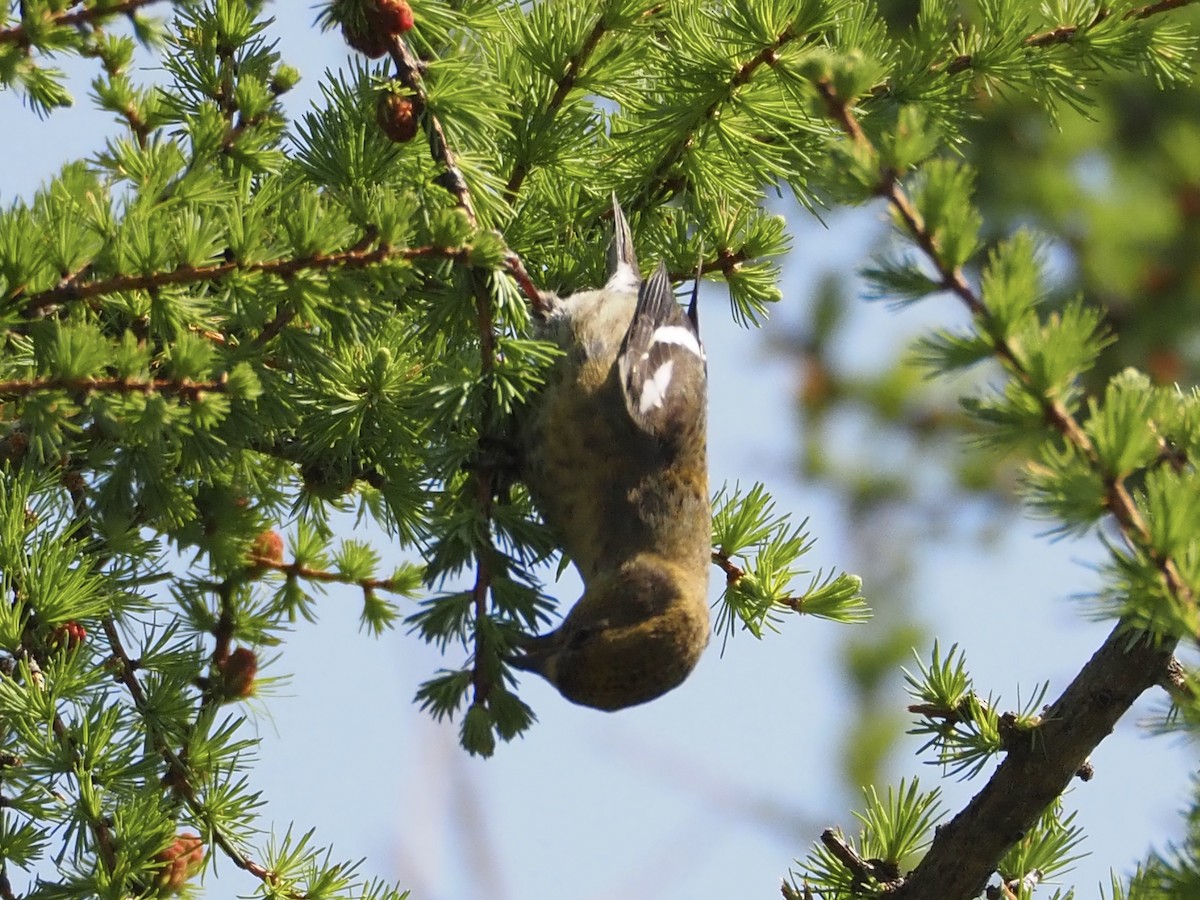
376,92,423,143
217,648,259,700
342,17,390,58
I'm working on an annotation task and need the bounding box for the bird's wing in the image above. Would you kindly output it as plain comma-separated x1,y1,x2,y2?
617,262,707,443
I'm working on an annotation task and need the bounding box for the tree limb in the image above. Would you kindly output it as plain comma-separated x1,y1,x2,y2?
895,625,1176,899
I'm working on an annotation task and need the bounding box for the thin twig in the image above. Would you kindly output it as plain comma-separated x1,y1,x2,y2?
820,829,901,888
55,475,296,894
0,0,167,46
14,243,468,317
0,374,229,399
379,28,506,726
468,271,498,715
504,12,613,202
8,640,118,882
710,551,745,583
247,554,414,595
879,180,1188,605
641,24,807,208
383,35,476,225
100,618,297,891
939,0,1193,76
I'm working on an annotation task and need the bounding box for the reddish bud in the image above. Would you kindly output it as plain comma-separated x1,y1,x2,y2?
376,92,423,143
217,647,258,700
369,0,414,34
249,529,284,565
153,833,204,893
51,621,88,651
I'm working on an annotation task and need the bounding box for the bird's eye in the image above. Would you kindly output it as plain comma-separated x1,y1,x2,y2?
566,626,597,651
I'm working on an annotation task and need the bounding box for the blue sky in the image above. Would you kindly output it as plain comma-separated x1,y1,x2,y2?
1,5,1193,898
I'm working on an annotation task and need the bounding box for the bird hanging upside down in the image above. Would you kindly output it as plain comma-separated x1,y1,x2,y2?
511,197,711,711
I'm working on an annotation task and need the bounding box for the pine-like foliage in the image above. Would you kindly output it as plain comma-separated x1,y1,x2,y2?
1,0,1199,896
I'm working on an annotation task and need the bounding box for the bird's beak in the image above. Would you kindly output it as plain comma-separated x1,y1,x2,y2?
505,632,560,680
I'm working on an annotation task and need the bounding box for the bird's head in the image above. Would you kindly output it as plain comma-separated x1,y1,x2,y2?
509,556,709,711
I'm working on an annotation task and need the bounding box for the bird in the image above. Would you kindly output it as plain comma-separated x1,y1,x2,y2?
510,196,711,711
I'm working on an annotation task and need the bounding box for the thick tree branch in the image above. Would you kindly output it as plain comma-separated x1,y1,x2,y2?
814,56,1194,897
895,627,1175,899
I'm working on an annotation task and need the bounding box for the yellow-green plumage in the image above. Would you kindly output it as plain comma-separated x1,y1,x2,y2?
514,199,711,711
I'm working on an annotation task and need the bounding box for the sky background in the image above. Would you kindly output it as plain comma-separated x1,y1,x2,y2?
1,5,1195,899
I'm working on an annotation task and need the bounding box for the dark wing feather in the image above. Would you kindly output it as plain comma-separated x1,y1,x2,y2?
618,262,706,442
